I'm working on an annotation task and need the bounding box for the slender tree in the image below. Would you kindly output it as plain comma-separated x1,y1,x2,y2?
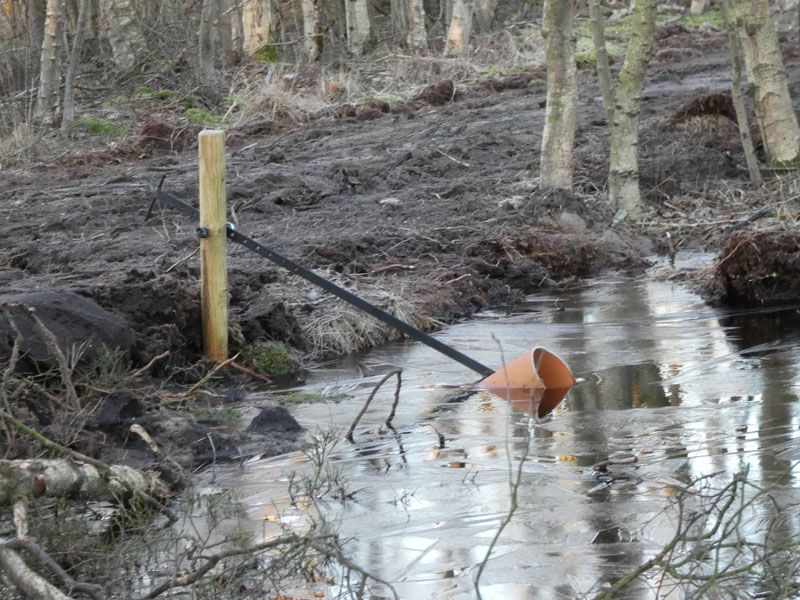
99,0,144,70
608,0,657,216
407,0,427,51
444,0,473,56
345,0,371,56
60,0,89,133
539,0,578,190
721,0,762,186
473,0,496,32
34,0,64,125
299,0,321,60
736,0,800,164
588,0,614,124
198,0,221,102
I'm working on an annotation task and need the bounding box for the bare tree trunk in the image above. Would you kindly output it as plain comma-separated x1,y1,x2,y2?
690,0,708,14
232,1,245,58
407,0,427,50
608,0,657,216
539,0,578,190
99,0,144,70
588,0,614,124
444,0,472,56
243,0,274,54
218,0,240,66
299,0,321,60
198,0,221,102
0,547,72,600
60,0,89,133
473,0,495,32
390,0,408,40
737,0,800,164
345,0,371,55
26,0,47,77
34,0,64,125
722,0,762,186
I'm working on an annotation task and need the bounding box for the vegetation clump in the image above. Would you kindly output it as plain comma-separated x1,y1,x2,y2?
79,116,126,136
242,341,302,378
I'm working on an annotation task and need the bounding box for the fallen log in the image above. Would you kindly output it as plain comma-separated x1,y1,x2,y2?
0,459,169,506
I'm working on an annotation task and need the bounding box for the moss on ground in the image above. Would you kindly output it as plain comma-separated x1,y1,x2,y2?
242,341,302,377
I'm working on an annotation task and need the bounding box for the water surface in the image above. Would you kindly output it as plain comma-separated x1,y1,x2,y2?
198,262,800,598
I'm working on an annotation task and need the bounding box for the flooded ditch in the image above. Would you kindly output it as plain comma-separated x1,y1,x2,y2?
194,256,800,599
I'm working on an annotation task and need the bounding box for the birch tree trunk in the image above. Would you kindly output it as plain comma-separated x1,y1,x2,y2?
99,0,144,70
390,0,408,40
34,0,64,125
407,0,427,51
444,0,472,56
198,0,221,102
0,548,72,600
345,0,371,56
608,0,657,216
218,0,240,66
737,0,800,164
589,0,614,123
539,0,578,190
243,0,273,54
722,0,762,186
60,0,89,133
299,0,321,60
690,0,709,14
0,459,167,505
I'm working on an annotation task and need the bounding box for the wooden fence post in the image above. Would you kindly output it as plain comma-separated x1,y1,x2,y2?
198,130,228,362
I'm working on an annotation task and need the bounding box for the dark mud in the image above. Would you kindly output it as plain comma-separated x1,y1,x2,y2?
1,24,799,471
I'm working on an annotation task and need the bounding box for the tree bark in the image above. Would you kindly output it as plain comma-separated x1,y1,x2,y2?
444,0,472,56
390,0,408,41
737,0,800,164
60,0,89,133
34,0,65,126
608,0,657,217
722,0,762,186
345,0,371,55
0,458,167,505
98,0,144,70
588,0,614,124
407,0,427,51
242,0,273,54
26,0,47,78
539,0,578,190
0,547,72,600
299,0,321,60
198,0,221,102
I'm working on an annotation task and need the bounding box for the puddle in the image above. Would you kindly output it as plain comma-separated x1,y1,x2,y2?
196,263,800,598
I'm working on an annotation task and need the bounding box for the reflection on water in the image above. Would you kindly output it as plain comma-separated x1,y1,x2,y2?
197,267,800,599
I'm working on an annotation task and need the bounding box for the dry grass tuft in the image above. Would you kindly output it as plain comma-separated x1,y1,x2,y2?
301,290,419,357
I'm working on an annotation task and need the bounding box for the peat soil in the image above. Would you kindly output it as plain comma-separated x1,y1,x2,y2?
1,24,799,472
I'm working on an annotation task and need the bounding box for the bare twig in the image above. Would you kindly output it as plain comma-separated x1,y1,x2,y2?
226,360,272,384
132,351,171,379
184,353,241,398
346,369,402,442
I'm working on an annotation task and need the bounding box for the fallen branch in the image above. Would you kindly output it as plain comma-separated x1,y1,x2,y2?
346,370,402,442
226,360,272,384
0,545,74,600
132,351,171,379
0,410,176,521
184,353,241,398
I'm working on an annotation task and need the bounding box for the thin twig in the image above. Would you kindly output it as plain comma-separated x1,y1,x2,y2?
346,370,402,442
184,353,241,398
226,360,272,384
132,351,171,378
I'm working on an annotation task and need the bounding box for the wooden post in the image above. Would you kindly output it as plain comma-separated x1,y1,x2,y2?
198,130,228,362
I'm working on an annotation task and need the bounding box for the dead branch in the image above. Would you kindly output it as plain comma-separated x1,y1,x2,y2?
346,369,402,442
226,360,272,384
132,351,171,379
0,545,74,600
184,353,241,398
0,410,176,522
